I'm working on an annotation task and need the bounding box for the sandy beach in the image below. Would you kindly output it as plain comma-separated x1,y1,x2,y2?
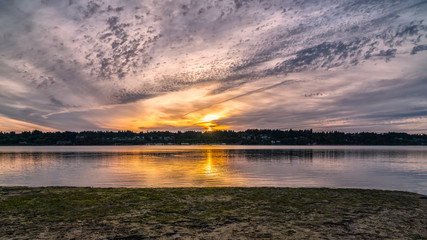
1,187,426,239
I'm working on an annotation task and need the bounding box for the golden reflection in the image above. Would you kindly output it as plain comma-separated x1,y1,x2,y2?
0,147,247,187
102,147,241,186
201,148,231,178
204,149,214,175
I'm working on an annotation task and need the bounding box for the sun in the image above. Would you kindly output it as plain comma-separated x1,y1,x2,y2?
205,122,216,132
201,114,220,123
197,114,225,132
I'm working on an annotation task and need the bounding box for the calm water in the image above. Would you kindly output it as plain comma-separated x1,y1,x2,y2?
0,145,426,194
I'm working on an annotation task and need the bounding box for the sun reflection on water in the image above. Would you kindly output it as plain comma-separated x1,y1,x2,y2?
86,147,240,187
1,146,427,193
205,149,213,175
203,149,226,177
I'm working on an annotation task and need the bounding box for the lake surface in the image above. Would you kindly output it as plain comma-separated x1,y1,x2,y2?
0,145,426,194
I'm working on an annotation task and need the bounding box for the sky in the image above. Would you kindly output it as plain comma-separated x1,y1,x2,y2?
0,0,427,133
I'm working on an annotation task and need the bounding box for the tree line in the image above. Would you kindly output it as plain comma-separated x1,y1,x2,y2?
0,129,426,145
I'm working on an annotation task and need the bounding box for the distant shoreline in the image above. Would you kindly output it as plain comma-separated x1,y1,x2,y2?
1,129,426,146
1,143,427,146
1,187,426,239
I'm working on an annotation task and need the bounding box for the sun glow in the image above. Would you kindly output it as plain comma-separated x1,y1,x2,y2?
201,114,220,122
92,85,247,132
197,114,226,132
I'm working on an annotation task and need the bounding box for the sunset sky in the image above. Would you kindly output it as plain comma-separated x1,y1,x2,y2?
1,0,427,133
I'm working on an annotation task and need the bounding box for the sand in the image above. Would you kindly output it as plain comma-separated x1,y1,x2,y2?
1,187,426,239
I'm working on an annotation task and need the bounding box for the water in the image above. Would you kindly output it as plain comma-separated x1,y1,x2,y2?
0,145,426,194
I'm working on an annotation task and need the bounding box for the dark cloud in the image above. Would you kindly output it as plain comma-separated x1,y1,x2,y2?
411,45,427,54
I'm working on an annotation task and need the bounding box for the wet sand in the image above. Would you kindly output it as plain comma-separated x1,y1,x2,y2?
1,187,426,239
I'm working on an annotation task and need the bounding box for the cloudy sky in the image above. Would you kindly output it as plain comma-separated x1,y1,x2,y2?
1,0,427,133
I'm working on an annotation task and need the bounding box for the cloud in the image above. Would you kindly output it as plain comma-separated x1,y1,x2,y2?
0,0,426,132
218,53,427,133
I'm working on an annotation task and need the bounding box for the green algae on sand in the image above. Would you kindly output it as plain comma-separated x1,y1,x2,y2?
0,187,426,239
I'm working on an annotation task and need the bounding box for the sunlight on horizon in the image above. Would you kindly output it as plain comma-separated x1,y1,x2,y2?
196,114,228,132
